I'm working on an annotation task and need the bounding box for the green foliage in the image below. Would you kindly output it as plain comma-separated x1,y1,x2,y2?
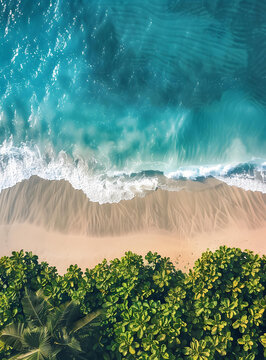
0,250,60,323
0,251,61,359
184,339,210,360
0,247,265,359
0,288,102,360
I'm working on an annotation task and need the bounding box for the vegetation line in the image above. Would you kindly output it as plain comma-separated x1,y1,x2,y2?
0,247,265,359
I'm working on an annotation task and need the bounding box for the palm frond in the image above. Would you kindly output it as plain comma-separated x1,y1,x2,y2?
0,323,25,351
70,309,103,334
46,307,65,335
9,349,43,360
55,332,82,352
22,289,49,327
48,301,81,333
22,327,52,356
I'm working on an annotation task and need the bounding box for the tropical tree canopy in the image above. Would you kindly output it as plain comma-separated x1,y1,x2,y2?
0,247,265,359
0,288,102,360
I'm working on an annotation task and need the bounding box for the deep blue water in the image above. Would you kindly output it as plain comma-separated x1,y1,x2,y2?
0,0,266,202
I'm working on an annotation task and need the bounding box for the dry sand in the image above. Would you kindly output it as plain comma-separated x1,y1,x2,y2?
0,176,265,273
0,223,265,273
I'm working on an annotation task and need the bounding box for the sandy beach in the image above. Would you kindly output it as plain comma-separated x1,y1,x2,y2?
0,176,265,273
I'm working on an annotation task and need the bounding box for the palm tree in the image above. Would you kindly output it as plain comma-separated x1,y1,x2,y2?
0,289,103,360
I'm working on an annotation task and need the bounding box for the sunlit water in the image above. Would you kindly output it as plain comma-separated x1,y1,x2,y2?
0,0,266,203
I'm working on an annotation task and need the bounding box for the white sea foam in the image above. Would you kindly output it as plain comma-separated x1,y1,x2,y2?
0,140,158,204
165,164,234,179
166,163,266,194
217,176,266,193
0,140,265,203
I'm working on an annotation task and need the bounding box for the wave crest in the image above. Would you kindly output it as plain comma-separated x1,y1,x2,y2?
0,140,265,204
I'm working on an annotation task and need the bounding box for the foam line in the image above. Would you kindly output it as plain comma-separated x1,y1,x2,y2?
0,141,265,204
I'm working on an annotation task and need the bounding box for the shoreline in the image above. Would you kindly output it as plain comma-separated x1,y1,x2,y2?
0,176,265,236
0,176,265,272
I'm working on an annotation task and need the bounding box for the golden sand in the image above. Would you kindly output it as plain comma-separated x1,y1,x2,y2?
0,176,265,272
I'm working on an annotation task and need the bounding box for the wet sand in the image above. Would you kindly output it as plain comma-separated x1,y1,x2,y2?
0,176,265,272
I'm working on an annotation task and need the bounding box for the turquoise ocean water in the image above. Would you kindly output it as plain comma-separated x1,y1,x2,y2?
0,0,266,203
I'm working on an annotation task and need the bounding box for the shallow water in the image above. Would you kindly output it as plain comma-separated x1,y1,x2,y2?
0,0,266,202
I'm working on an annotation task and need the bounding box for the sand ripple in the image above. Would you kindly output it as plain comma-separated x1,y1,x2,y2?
0,176,265,238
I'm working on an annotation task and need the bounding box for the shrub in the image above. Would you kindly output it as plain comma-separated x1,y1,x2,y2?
0,247,265,359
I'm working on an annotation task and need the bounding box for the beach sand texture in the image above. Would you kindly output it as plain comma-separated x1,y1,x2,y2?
0,176,265,272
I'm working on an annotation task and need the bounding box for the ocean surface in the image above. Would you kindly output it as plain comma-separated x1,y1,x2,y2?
0,0,266,203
